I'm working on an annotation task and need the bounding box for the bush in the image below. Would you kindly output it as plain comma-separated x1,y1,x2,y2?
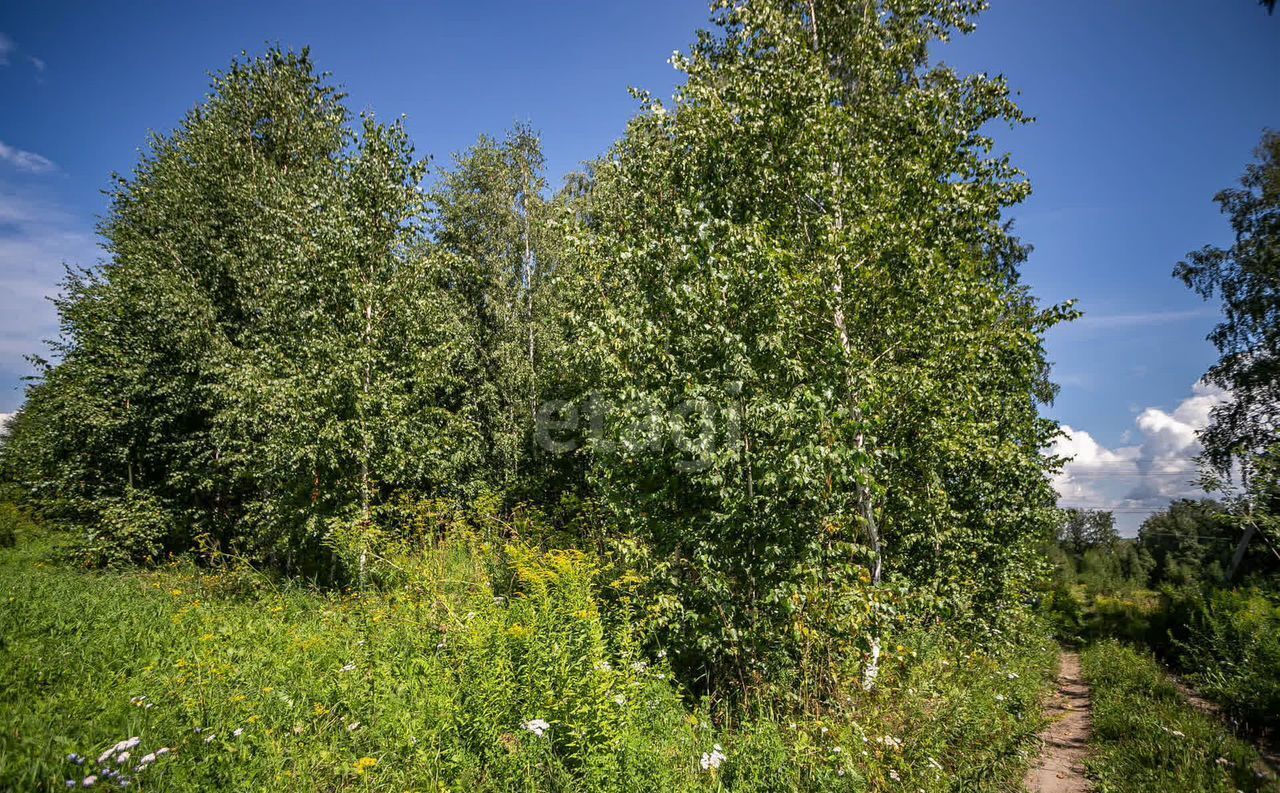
0,501,35,548
1174,588,1280,733
76,490,178,567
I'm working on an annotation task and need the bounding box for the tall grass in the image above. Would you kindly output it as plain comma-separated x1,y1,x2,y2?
0,528,1055,791
1081,641,1276,793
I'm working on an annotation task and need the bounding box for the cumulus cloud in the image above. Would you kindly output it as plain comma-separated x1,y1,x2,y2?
0,141,56,174
1050,382,1231,533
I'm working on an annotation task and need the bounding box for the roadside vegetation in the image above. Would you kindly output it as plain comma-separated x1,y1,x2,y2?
1081,641,1275,793
0,525,1054,791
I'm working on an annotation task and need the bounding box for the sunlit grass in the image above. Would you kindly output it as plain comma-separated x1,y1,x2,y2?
0,531,1055,791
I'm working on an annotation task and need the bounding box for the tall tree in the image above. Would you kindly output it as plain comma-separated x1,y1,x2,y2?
431,126,572,496
1176,130,1280,474
7,50,476,574
566,0,1069,691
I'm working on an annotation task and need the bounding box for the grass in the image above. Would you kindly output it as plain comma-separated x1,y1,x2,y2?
1081,640,1278,793
0,527,1056,791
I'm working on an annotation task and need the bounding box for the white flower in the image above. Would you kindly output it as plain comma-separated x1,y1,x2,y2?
347,721,361,732
522,718,551,737
138,753,156,766
699,744,727,771
339,663,356,673
82,777,97,788
232,728,244,738
154,747,170,758
995,694,1005,702
203,733,216,743
115,753,129,764
613,694,626,706
1007,672,1019,680
888,769,901,782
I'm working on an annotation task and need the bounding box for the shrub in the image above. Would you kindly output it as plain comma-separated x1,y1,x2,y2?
1174,588,1280,733
76,490,177,567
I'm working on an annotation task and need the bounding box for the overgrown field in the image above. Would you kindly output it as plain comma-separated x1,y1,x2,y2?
1081,641,1277,793
0,530,1055,791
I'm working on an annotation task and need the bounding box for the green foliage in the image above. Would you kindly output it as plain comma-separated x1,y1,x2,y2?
1173,587,1280,733
0,531,1056,791
1175,129,1280,473
1137,499,1242,587
77,489,178,568
1081,641,1276,793
561,0,1066,690
1,1,1071,717
3,49,477,580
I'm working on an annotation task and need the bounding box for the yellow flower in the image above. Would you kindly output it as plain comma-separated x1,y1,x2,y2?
200,633,215,642
170,588,184,596
353,756,378,775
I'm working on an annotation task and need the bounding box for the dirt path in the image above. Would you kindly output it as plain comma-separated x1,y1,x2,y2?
1025,651,1092,793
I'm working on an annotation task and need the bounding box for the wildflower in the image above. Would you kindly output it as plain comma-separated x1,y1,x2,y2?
67,754,84,765
353,756,378,775
888,769,901,782
116,752,130,764
522,718,551,737
137,753,156,767
594,661,612,672
657,650,667,659
347,721,362,732
82,777,98,788
339,663,356,673
204,734,216,743
232,728,244,738
613,694,626,706
1007,672,1020,680
700,744,726,771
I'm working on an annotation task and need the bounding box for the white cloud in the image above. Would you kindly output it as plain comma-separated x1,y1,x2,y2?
0,141,55,174
0,188,99,402
0,413,11,435
1054,307,1219,335
0,33,13,66
1050,382,1231,533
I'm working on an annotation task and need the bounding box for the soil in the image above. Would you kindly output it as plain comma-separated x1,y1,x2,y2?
1024,651,1092,793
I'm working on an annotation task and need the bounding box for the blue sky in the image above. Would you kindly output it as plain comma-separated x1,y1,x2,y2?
0,1,1277,532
